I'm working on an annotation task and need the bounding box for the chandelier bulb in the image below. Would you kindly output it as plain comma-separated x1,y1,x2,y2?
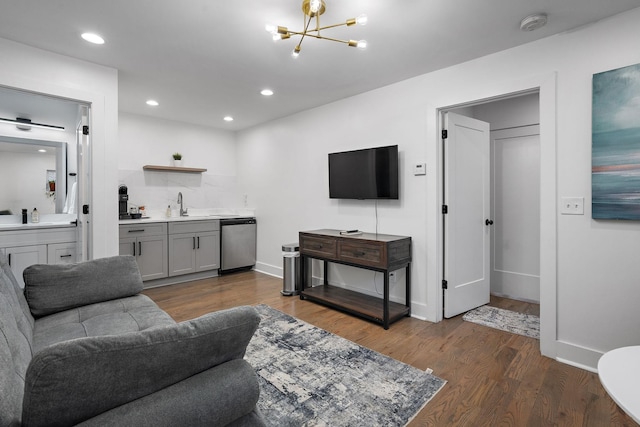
292,46,301,58
310,0,321,13
356,40,367,50
356,14,368,26
265,24,277,34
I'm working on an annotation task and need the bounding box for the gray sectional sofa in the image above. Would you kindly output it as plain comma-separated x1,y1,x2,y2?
0,253,265,426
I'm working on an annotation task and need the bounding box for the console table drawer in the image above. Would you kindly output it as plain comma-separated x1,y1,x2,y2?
339,241,384,268
300,234,337,259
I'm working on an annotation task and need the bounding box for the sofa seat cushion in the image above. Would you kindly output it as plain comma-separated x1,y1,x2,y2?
33,295,175,353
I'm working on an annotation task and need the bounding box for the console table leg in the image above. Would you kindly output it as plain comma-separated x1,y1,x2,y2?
406,263,411,316
323,260,329,285
383,272,390,329
299,255,307,300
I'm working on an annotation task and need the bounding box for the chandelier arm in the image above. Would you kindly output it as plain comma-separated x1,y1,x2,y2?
303,34,351,45
296,12,315,50
314,22,350,32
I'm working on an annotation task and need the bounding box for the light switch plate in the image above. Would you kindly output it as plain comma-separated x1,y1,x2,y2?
561,197,584,215
414,163,426,176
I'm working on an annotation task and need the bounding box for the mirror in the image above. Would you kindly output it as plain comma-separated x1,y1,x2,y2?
0,85,82,224
0,136,68,215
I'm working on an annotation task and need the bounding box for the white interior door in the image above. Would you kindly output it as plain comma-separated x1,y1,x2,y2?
443,112,491,318
491,125,540,302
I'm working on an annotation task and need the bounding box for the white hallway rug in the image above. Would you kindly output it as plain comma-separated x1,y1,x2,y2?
462,305,540,339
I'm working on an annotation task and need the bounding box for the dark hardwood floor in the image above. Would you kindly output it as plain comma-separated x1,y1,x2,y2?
143,271,636,426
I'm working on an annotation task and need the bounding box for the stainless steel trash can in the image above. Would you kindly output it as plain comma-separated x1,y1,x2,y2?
282,243,300,296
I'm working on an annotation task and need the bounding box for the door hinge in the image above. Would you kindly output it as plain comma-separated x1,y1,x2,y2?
82,204,89,214
442,205,448,214
442,129,448,139
83,125,89,135
442,279,448,289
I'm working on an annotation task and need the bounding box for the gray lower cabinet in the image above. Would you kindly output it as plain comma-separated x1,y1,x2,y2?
1,227,77,288
2,244,47,288
168,220,220,277
119,223,168,281
47,242,77,264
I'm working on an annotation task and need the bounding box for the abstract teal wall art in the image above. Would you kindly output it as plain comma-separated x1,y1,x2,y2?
592,62,640,220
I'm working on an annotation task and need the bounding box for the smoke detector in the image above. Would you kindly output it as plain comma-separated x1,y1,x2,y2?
520,13,548,31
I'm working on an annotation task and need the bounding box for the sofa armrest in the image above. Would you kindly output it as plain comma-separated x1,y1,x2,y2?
22,305,260,427
23,255,143,317
75,360,265,427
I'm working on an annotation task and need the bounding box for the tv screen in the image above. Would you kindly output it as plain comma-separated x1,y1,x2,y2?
328,145,399,200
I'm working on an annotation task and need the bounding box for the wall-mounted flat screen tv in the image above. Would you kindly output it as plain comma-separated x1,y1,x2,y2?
328,145,399,200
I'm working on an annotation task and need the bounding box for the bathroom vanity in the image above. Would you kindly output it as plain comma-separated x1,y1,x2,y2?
0,223,77,288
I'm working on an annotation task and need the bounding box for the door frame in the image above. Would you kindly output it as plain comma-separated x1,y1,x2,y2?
430,72,557,359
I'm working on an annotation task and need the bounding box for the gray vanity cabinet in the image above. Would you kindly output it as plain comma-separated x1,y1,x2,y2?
1,227,76,288
168,220,220,277
118,223,168,281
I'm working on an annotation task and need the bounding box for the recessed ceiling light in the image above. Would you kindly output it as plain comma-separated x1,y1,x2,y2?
146,100,159,106
261,89,274,96
81,32,105,44
223,116,234,122
38,149,47,153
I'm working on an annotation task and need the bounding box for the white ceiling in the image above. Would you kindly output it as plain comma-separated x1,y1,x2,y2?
0,0,639,131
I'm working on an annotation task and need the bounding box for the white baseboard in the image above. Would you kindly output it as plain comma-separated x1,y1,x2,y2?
555,340,602,373
255,261,281,278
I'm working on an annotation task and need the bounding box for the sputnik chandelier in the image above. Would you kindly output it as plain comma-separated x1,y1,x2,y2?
266,0,367,58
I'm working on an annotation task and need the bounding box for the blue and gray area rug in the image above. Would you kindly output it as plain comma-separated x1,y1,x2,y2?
462,305,540,339
245,305,446,427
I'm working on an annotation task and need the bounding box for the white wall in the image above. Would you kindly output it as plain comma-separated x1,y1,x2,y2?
237,8,640,370
118,113,239,215
0,38,119,258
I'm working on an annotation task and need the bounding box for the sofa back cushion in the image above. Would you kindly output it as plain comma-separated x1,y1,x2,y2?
24,255,144,318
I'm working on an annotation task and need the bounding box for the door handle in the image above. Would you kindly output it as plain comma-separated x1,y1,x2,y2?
485,219,494,226
197,236,200,249
138,241,142,256
132,242,136,256
193,236,196,250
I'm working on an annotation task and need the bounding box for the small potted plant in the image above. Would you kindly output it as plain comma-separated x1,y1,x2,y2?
172,152,183,167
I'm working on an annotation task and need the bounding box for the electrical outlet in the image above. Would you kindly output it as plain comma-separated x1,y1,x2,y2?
389,271,397,283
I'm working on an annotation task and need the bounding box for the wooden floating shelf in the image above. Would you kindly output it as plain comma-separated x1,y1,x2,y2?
143,165,207,173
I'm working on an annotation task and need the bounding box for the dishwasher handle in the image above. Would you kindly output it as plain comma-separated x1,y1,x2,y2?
221,218,256,226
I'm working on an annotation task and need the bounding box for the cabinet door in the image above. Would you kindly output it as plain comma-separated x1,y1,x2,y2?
47,242,78,264
137,235,168,281
119,237,136,257
4,245,47,288
195,231,220,272
168,233,196,276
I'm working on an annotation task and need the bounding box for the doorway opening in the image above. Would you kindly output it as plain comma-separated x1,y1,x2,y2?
440,90,542,343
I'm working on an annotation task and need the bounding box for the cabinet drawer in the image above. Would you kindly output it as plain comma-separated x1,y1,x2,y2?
119,222,167,238
300,234,337,260
339,240,385,268
168,220,220,235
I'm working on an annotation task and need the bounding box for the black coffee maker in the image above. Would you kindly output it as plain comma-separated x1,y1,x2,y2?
119,185,130,219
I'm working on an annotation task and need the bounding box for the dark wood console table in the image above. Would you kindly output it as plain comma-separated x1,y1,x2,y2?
299,229,411,329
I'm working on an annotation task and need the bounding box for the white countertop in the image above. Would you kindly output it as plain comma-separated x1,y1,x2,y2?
119,209,255,225
119,214,248,225
598,346,640,424
0,213,77,231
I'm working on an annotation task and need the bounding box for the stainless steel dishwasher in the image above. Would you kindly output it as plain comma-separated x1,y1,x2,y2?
220,217,257,273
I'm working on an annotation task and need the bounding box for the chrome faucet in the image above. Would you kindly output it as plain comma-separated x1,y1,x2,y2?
177,192,188,216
